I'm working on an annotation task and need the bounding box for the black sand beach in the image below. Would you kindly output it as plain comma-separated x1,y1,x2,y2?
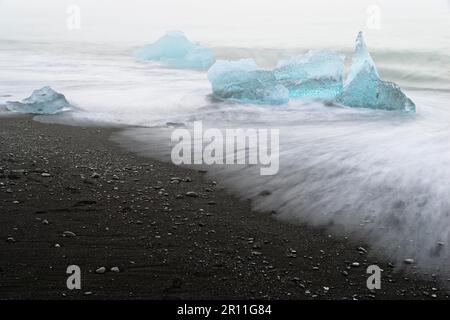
0,116,447,300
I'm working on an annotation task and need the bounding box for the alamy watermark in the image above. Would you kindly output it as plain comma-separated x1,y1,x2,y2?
170,121,279,176
66,265,81,290
366,5,381,30
366,265,382,290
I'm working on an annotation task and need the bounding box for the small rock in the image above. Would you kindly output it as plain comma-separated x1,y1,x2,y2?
41,173,51,177
6,237,16,243
111,267,120,273
404,258,414,265
62,231,77,237
357,247,367,254
186,191,199,198
95,267,106,274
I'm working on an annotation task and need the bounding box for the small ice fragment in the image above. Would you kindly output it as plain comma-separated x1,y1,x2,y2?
208,59,289,105
274,50,345,100
6,86,71,115
135,31,215,70
339,32,415,112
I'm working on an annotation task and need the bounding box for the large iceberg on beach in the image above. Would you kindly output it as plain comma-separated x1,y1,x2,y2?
338,32,415,112
206,32,415,110
274,50,345,100
208,59,289,105
135,31,215,70
6,86,71,115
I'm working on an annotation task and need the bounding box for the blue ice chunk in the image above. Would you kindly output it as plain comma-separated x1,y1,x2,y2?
339,32,415,112
274,50,345,100
135,31,215,70
6,86,71,115
208,59,290,105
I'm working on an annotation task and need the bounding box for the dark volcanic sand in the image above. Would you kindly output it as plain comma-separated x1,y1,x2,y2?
0,116,447,300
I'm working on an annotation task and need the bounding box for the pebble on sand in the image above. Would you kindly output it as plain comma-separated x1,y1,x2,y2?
62,231,77,237
6,237,16,243
186,191,199,198
95,267,106,274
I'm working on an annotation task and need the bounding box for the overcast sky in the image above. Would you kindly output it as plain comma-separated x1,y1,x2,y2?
0,0,448,47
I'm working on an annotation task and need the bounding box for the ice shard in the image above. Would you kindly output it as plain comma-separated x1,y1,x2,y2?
208,59,289,105
6,86,71,115
135,31,215,70
339,32,415,112
274,50,345,100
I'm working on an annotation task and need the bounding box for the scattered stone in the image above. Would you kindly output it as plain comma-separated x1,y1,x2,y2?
62,231,77,237
91,172,100,179
6,237,16,243
186,191,199,198
41,173,51,177
95,267,106,274
351,262,360,267
357,247,367,254
286,248,297,258
404,259,414,265
111,267,120,273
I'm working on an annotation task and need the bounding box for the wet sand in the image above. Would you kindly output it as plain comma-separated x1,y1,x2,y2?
0,116,447,299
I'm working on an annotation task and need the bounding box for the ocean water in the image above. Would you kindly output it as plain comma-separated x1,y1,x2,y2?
1,1,450,277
